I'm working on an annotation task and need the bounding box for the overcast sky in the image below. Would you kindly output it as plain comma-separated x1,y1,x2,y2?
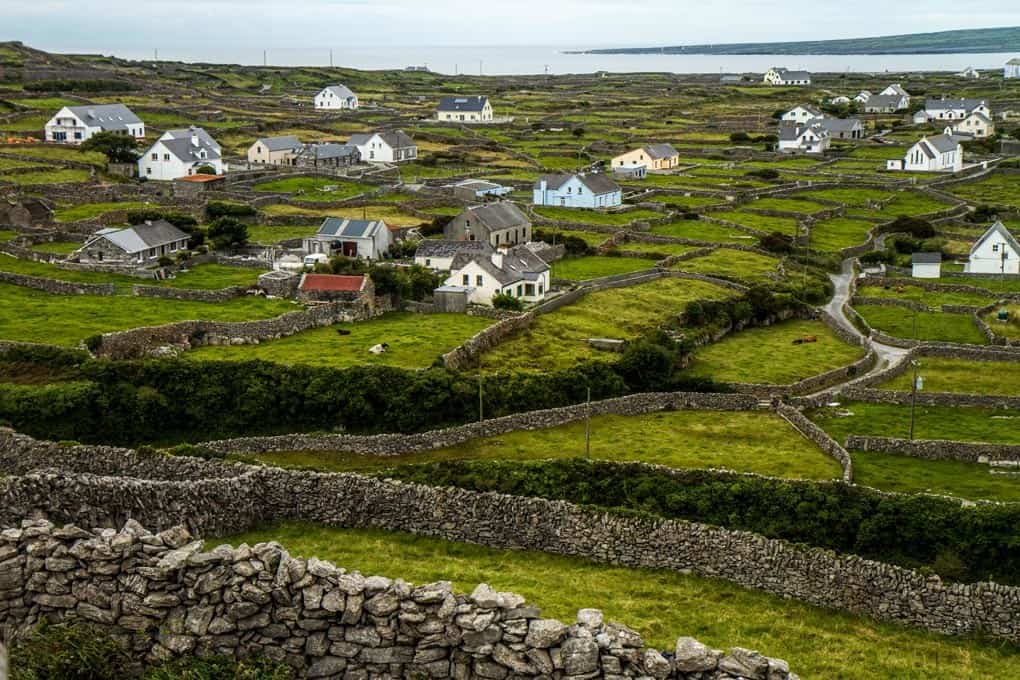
4,1,1017,51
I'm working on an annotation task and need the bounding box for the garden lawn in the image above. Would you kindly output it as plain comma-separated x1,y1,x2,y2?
649,220,758,244
246,225,319,245
253,177,376,201
0,282,292,346
671,248,779,281
613,242,697,257
686,319,864,385
855,305,987,345
551,256,658,281
53,201,151,222
809,218,875,252
188,312,490,369
534,229,608,247
534,207,663,227
854,450,1020,503
219,524,1020,680
808,401,1020,445
162,264,265,289
480,277,735,373
648,194,724,209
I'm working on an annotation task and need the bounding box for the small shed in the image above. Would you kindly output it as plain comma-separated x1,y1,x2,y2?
911,252,942,279
612,165,647,180
433,285,471,313
173,174,226,198
298,273,374,303
258,269,300,298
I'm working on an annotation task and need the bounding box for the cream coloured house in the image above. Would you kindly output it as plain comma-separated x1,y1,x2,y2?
611,144,680,172
247,135,303,165
952,111,995,139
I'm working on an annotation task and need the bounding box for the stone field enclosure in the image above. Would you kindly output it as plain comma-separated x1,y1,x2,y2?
2,39,1020,678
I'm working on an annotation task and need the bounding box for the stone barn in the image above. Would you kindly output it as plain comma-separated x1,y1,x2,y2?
297,273,374,304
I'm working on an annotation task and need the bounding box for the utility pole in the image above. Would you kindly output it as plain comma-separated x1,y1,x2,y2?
479,60,483,76
584,387,591,458
330,49,333,68
154,48,158,62
908,360,921,440
263,50,267,67
478,374,484,423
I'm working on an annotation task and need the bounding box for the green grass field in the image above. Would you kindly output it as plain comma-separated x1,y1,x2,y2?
809,218,875,252
188,312,490,369
242,410,841,480
29,241,79,255
480,277,735,373
551,256,659,281
671,248,779,281
880,357,1020,396
854,305,987,345
246,225,319,244
53,201,151,222
252,177,377,202
709,210,799,235
686,319,864,385
854,450,1020,503
533,206,663,226
220,524,1020,680
649,220,758,244
808,401,1020,446
0,282,292,346
857,284,993,308
0,168,90,185
0,256,262,291
746,197,827,215
982,305,1020,340
948,173,1020,211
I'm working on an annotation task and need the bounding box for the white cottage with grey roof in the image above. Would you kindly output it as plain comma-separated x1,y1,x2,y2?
44,104,144,144
763,68,811,86
1006,58,1020,79
781,105,823,123
444,244,550,306
348,130,417,163
437,96,493,122
887,128,964,173
303,218,393,260
138,126,224,180
315,85,358,110
966,221,1020,274
914,98,990,123
75,220,189,265
533,173,622,209
414,240,493,271
777,121,830,154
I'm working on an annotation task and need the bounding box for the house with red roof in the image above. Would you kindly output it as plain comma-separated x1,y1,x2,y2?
297,273,375,303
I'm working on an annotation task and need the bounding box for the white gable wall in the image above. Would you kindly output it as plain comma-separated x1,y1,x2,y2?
967,235,1020,274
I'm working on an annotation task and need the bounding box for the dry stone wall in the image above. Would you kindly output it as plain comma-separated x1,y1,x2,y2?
0,518,798,680
0,270,115,296
846,436,1020,463
132,284,251,302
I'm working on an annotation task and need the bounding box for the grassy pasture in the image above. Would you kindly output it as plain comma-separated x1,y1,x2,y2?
854,305,987,345
551,256,659,281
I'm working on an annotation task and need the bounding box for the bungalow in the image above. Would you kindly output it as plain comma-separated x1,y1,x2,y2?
293,143,360,169
763,68,811,86
443,202,532,247
414,239,493,271
886,129,963,173
314,85,359,110
450,179,512,202
965,221,1020,275
437,96,493,123
1006,58,1020,79
611,143,681,171
863,94,908,113
297,273,374,304
247,135,303,165
781,105,824,122
816,117,865,140
854,91,872,104
75,220,189,265
952,111,995,139
880,84,910,103
777,121,830,154
533,173,622,209
348,130,417,163
137,126,224,180
44,104,145,144
444,245,551,306
957,66,981,79
830,96,851,105
914,98,990,123
911,252,942,279
303,218,394,260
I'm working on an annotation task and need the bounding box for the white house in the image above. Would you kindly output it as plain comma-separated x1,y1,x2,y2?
854,91,873,104
777,121,830,154
314,85,358,110
952,111,995,139
1006,58,1020,79
965,221,1020,275
830,96,851,105
348,130,417,163
863,94,909,113
137,126,224,181
781,105,824,122
914,98,990,123
816,117,865,140
886,129,963,173
878,84,910,109
763,68,811,86
414,240,493,271
437,96,493,123
444,245,550,306
303,218,394,260
957,66,981,79
44,104,144,144
911,252,942,279
74,220,189,265
533,173,622,209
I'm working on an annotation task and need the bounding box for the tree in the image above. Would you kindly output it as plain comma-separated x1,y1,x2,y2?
194,164,217,175
80,131,139,163
492,293,524,311
571,127,585,138
729,131,751,143
207,217,248,249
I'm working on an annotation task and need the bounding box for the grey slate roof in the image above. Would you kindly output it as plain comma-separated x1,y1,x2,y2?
415,239,493,259
911,252,942,264
773,68,811,81
315,218,385,239
925,98,985,112
643,143,679,159
298,143,359,161
454,179,504,192
92,220,188,255
66,104,141,132
864,94,904,110
924,133,960,154
348,130,416,150
438,96,489,112
463,202,530,231
450,244,549,286
814,117,862,134
159,127,221,163
970,221,1020,257
256,135,302,152
882,84,909,96
322,85,356,100
535,173,620,195
778,121,827,142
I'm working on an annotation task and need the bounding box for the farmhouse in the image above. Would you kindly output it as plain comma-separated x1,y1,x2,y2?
610,144,681,171
781,105,823,122
303,218,394,260
881,84,910,99
137,126,224,180
951,111,995,139
1006,58,1020,79
816,117,865,140
911,252,942,279
777,121,830,154
247,135,303,165
314,85,358,110
957,66,980,79
533,173,622,209
297,273,373,303
437,96,493,123
293,143,360,169
762,68,811,86
863,94,908,113
450,179,512,202
414,239,493,271
44,104,144,144
443,202,532,247
965,221,1020,275
854,91,872,104
914,98,990,123
348,130,417,163
886,129,963,173
75,220,189,265
445,244,550,306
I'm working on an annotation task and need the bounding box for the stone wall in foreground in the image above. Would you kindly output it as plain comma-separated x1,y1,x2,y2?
0,518,797,679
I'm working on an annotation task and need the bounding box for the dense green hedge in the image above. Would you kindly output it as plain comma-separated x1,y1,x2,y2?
382,459,1020,585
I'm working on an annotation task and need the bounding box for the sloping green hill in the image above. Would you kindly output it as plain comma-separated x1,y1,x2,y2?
586,26,1020,55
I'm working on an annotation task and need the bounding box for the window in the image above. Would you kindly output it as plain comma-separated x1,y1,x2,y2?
74,132,82,140
163,153,170,161
146,168,152,175
516,285,522,297
577,187,583,195
476,275,483,286
151,153,158,161
462,274,469,285
538,284,543,294
425,258,431,266
993,244,999,252
525,284,535,296
149,248,156,257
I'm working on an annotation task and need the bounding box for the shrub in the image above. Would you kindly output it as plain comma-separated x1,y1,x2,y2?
745,168,779,180
615,337,676,391
24,79,133,92
11,622,132,680
729,131,751,143
533,229,592,256
194,164,217,176
157,256,173,267
758,231,795,254
967,205,1000,223
206,201,256,220
888,216,935,239
207,217,249,249
492,293,524,311
80,131,138,163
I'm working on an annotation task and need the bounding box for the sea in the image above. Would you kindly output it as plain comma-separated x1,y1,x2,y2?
56,45,1020,76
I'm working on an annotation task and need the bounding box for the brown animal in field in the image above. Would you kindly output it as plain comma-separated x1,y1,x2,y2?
792,335,818,345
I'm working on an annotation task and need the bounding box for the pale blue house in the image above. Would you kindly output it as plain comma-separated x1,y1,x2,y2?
533,173,622,209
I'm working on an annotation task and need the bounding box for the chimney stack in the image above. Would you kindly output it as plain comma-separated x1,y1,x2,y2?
491,249,505,269
190,126,199,147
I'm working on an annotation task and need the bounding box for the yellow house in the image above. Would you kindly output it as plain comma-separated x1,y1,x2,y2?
610,144,680,172
247,135,302,165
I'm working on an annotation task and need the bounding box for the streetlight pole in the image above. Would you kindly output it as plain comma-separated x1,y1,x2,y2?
909,360,920,440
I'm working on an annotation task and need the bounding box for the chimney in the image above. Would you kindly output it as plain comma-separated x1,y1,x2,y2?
190,126,199,147
491,248,506,269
